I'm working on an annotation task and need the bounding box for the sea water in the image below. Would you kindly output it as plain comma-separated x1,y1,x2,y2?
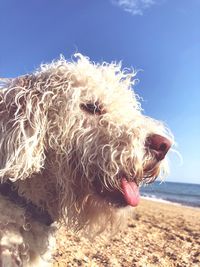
140,181,200,207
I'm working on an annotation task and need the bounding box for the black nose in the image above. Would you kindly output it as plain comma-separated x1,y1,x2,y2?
146,134,172,161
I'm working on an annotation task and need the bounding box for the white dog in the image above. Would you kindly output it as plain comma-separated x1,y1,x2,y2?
0,54,172,266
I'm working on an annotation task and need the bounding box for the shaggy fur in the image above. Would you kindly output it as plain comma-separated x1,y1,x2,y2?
0,54,173,266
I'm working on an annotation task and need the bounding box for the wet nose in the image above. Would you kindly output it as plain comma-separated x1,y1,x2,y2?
146,134,172,161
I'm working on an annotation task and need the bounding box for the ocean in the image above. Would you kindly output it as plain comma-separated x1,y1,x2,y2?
140,181,200,207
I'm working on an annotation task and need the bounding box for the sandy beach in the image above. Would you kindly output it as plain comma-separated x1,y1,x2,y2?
53,199,200,267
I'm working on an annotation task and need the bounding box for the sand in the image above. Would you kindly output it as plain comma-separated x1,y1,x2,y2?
53,199,200,267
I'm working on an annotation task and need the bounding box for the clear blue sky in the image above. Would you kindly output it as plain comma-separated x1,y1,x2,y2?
0,0,199,184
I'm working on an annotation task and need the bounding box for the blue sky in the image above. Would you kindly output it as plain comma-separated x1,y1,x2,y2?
0,0,200,184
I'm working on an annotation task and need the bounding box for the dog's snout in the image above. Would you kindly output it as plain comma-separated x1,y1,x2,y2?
146,134,172,161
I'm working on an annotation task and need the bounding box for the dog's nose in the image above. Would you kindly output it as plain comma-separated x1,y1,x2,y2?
146,134,172,161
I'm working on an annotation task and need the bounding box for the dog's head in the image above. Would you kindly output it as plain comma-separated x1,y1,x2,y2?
0,54,173,229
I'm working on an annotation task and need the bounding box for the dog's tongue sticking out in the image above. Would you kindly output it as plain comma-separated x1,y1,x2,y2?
121,178,140,207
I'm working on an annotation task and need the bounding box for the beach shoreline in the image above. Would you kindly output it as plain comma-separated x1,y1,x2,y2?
53,199,200,266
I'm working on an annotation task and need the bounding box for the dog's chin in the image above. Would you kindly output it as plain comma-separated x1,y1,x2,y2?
94,186,128,208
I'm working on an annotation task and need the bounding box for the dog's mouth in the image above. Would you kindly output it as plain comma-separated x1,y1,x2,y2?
93,134,172,208
94,157,169,208
93,174,140,208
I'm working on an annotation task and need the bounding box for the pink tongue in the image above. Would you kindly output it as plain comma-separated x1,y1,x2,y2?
121,178,140,207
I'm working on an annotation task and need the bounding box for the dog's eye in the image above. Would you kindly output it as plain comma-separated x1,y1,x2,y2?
80,102,102,115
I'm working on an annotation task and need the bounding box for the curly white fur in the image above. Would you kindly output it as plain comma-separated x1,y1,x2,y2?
0,54,173,266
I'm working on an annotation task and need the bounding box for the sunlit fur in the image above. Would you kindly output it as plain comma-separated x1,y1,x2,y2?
0,54,173,266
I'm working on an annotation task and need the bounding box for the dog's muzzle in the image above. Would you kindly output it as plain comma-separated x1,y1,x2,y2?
94,134,172,208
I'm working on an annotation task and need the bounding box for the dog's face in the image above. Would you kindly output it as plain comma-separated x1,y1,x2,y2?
39,54,172,211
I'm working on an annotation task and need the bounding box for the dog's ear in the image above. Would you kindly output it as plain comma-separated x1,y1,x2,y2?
0,75,47,182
